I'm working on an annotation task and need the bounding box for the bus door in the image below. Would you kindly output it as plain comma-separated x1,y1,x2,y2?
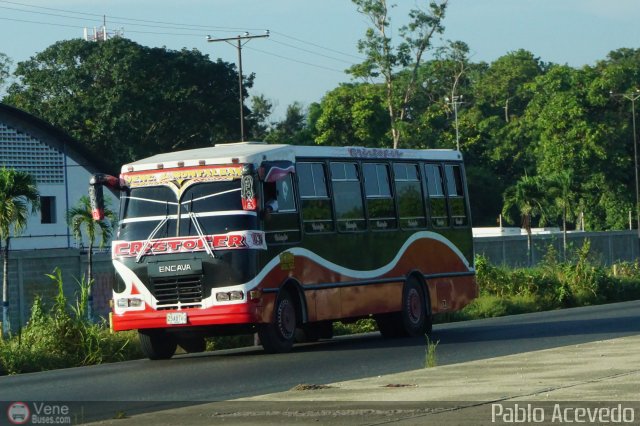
259,162,302,283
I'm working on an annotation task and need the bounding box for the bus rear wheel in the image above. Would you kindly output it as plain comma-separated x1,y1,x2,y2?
139,329,177,360
258,290,297,353
401,277,431,337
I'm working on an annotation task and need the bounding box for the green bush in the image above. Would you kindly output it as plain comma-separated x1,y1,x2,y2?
0,268,142,375
474,240,640,315
333,319,377,336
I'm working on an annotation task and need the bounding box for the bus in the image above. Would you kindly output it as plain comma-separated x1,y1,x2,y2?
89,142,477,359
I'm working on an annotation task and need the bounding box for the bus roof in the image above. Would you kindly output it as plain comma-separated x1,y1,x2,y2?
122,142,463,173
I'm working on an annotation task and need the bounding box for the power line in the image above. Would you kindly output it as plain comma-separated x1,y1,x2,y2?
270,30,364,61
267,38,356,65
207,33,270,141
245,45,346,73
0,0,360,74
0,0,266,33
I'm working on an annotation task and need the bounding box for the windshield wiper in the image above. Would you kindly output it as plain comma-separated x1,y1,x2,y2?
188,211,215,259
135,202,170,263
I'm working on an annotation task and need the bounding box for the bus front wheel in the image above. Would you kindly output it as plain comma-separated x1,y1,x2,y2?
258,290,297,353
139,329,178,360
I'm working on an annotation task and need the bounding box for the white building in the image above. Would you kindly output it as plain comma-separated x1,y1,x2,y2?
0,103,119,250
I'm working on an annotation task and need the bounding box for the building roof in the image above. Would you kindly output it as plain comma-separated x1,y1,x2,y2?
0,102,110,174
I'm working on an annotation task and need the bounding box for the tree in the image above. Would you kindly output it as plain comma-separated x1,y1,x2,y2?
265,102,314,145
66,195,115,320
348,0,448,149
247,94,273,140
4,38,247,174
501,175,546,266
0,168,39,336
310,83,389,147
546,170,576,259
0,52,11,90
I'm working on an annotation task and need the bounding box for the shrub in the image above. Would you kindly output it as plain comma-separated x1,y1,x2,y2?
0,268,142,375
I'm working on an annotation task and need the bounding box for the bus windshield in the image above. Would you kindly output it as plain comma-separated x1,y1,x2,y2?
118,180,254,242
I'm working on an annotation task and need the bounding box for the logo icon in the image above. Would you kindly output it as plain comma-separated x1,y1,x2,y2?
7,402,30,425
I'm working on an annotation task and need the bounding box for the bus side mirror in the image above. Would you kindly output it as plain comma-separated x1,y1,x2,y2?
89,180,105,220
89,174,124,220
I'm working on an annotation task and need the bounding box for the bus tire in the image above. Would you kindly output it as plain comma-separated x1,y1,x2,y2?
375,312,404,338
258,290,297,353
179,336,207,353
299,321,333,342
401,277,430,337
139,329,177,360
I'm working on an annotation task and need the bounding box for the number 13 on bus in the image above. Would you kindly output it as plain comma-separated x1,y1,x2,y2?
89,142,477,360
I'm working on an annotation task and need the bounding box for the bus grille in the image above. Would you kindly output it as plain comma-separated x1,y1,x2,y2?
151,275,203,308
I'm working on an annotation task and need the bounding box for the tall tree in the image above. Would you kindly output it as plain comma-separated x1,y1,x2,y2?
546,170,576,259
4,38,246,174
348,0,448,149
66,195,115,320
310,83,389,147
247,94,273,140
0,168,39,337
501,175,546,266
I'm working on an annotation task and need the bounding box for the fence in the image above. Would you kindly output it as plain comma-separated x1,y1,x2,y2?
3,249,114,335
1,230,638,334
474,230,639,267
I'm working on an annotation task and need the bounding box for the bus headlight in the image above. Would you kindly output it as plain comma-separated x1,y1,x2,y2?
216,291,244,302
116,298,144,308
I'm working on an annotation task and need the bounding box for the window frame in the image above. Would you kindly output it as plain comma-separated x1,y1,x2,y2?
330,161,366,233
393,162,427,230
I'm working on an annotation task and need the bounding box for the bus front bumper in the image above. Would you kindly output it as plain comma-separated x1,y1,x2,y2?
110,303,265,332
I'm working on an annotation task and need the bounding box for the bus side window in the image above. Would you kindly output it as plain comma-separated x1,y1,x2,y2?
297,162,334,233
393,163,426,229
330,162,366,232
445,164,468,227
275,174,296,213
424,163,449,228
363,163,397,230
263,174,301,244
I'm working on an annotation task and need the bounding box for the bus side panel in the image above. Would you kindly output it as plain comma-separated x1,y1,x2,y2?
340,282,403,318
430,275,477,314
311,288,342,321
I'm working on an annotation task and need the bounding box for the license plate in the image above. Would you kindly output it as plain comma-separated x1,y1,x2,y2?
166,312,188,325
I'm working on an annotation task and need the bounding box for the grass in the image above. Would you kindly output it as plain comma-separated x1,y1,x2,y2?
2,240,640,375
0,268,142,375
424,336,439,368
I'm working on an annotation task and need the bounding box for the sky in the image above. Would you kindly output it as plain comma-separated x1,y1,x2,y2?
1,0,640,120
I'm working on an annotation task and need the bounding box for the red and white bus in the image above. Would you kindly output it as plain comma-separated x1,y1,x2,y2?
90,142,477,359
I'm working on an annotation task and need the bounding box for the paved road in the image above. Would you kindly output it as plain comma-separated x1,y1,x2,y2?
1,301,638,419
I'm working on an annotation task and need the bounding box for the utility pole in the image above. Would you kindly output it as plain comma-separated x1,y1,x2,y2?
207,31,269,142
445,95,463,151
611,89,640,257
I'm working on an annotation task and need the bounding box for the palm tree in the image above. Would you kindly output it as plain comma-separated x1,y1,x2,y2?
67,195,115,320
502,175,547,266
547,170,576,261
0,168,39,337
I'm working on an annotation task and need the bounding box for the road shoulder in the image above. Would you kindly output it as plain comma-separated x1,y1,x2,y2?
88,334,640,425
